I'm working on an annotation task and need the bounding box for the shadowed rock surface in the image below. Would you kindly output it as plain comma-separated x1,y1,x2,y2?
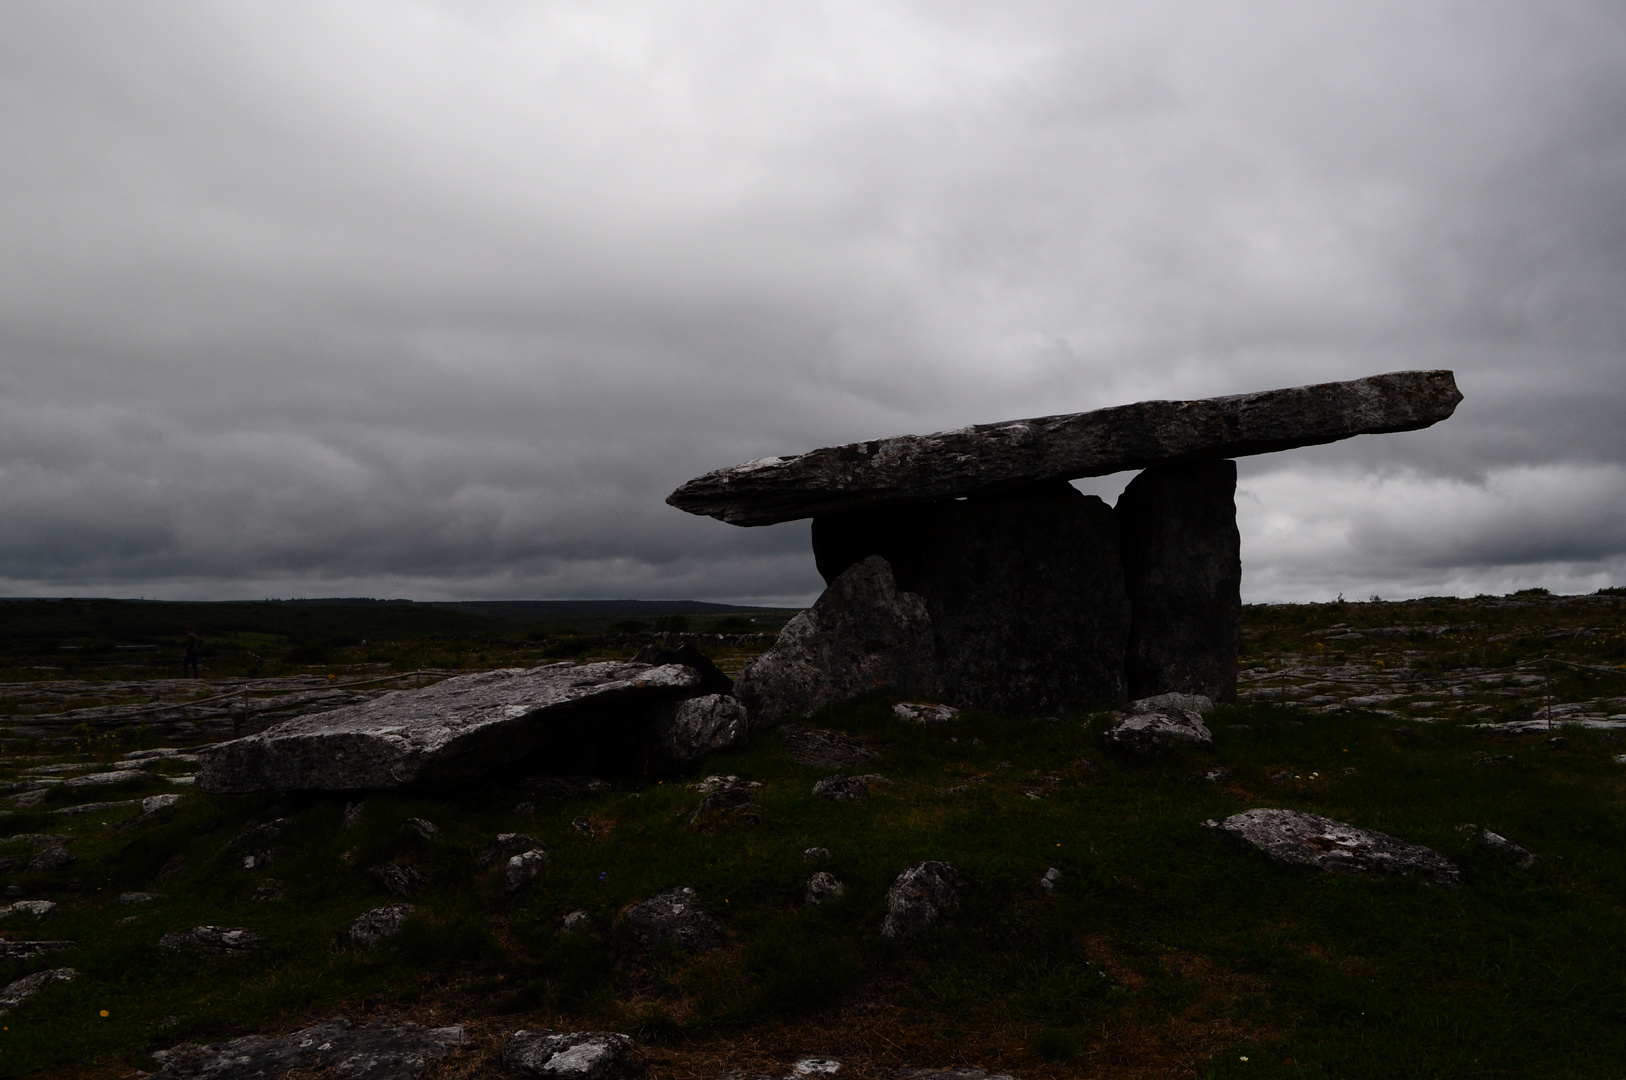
503,1028,633,1079
1104,707,1214,753
158,926,263,954
627,886,723,953
669,371,1462,525
813,483,1130,711
735,557,940,725
882,861,968,939
1206,809,1462,885
781,725,876,767
1118,460,1241,702
0,967,73,1015
348,904,416,949
149,1018,464,1079
196,662,704,793
649,694,749,768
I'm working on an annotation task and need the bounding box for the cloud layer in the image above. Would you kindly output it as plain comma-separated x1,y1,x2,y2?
2,2,1623,603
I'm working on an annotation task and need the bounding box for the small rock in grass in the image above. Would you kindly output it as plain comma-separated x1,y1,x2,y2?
503,1028,633,1079
158,926,263,954
349,903,417,948
0,968,74,1015
560,909,593,934
627,886,722,953
1269,769,1300,784
1205,767,1233,783
1039,867,1062,893
689,778,763,826
782,725,876,768
804,872,845,905
1456,824,1538,868
403,817,441,840
812,774,891,801
1104,708,1213,753
342,801,365,829
1475,754,1514,766
792,1057,842,1075
1542,736,1570,749
1,901,55,918
881,861,968,939
370,862,428,896
572,816,593,835
802,847,832,864
689,774,760,794
505,849,551,895
118,891,158,905
1205,808,1461,886
250,879,285,902
143,794,183,814
480,833,543,869
27,846,76,872
893,702,960,724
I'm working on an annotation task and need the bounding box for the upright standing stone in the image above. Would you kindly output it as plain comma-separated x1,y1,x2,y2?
1117,460,1241,702
813,482,1129,712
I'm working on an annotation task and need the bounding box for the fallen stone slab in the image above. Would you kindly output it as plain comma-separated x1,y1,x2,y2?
882,861,968,939
0,967,74,1015
627,886,723,953
503,1028,634,1079
349,903,417,948
782,725,876,767
196,661,705,793
158,926,263,954
734,557,940,726
1205,809,1461,885
1104,707,1213,753
669,371,1462,525
149,1018,465,1080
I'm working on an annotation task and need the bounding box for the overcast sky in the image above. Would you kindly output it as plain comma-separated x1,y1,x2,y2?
2,2,1624,605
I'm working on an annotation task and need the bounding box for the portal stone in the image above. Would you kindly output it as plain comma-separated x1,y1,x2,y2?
1116,460,1241,702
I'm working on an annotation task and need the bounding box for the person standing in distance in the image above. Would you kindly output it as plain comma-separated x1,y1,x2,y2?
182,626,201,680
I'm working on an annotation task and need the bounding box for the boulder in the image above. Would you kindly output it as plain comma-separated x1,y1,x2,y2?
811,484,1131,712
649,694,749,767
158,926,263,954
804,871,845,904
149,1018,464,1080
196,661,705,793
1118,460,1241,702
0,967,74,1015
503,1028,634,1079
1103,707,1213,753
505,849,551,895
668,371,1462,525
881,861,968,939
349,903,416,948
734,557,941,725
626,887,723,953
782,725,876,767
1205,809,1462,885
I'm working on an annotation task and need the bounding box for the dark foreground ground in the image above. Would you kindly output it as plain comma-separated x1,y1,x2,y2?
0,590,1623,1079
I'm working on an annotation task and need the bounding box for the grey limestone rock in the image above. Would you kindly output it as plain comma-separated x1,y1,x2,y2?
1206,808,1462,885
560,909,593,934
370,863,427,897
1039,867,1062,892
802,846,832,864
892,702,960,724
1,901,56,918
1129,692,1214,714
649,694,749,766
505,849,551,895
403,817,441,840
119,891,158,904
196,661,705,793
810,483,1131,712
1118,460,1241,702
782,725,875,767
480,832,543,869
149,1018,465,1080
27,845,76,872
1457,823,1537,868
812,774,891,801
143,793,185,813
503,1028,634,1079
0,941,73,959
804,871,845,904
627,886,723,953
158,926,263,954
349,903,417,948
63,769,153,788
668,371,1462,525
881,861,968,939
0,967,74,1015
1104,707,1213,753
735,557,940,725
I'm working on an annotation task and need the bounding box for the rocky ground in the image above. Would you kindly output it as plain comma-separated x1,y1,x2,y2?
0,591,1622,1079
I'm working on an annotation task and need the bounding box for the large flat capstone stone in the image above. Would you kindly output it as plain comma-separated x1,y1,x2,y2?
668,370,1461,525
196,662,703,793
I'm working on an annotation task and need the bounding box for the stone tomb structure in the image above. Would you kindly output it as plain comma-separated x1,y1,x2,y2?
668,370,1462,720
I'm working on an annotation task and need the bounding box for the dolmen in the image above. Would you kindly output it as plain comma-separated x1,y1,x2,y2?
668,370,1462,720
197,652,746,793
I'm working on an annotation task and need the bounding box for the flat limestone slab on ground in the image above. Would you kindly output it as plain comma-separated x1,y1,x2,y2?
197,662,702,793
1205,808,1461,885
668,370,1461,525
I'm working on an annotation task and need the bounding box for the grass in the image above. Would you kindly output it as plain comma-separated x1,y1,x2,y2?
4,684,1626,1078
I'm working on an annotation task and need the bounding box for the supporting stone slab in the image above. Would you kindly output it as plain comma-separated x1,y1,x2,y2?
812,483,1130,713
196,662,704,793
1117,460,1241,702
